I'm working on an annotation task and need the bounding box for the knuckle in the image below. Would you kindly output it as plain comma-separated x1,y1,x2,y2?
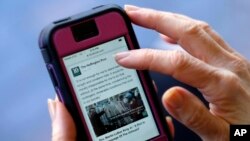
170,12,183,19
181,21,211,38
230,58,249,77
140,49,157,70
178,22,206,45
220,70,241,89
170,50,190,74
183,22,203,37
197,21,211,31
204,69,243,101
170,12,179,18
226,72,240,84
185,105,205,130
201,68,223,93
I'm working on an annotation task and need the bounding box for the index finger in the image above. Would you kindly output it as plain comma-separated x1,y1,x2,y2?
115,49,219,90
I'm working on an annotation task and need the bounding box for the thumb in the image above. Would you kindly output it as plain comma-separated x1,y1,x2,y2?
48,99,76,141
162,87,229,141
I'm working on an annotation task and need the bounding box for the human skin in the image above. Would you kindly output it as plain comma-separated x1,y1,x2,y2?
115,5,250,141
48,98,76,141
48,97,174,141
48,5,250,141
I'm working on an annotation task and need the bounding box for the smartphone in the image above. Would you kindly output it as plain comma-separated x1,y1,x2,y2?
39,4,171,141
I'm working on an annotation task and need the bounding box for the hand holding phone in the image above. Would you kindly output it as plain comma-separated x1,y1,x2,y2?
39,5,171,141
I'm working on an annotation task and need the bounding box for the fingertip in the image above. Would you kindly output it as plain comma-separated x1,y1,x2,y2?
51,98,76,141
55,95,59,101
162,87,184,110
48,98,56,121
123,5,144,22
48,98,54,103
165,116,175,138
166,116,172,123
162,87,228,140
124,4,140,11
114,51,130,62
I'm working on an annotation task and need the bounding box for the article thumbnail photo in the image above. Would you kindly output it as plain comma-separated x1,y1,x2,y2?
85,87,148,137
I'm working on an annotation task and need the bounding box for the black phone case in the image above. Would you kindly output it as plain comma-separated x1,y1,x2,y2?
38,4,172,141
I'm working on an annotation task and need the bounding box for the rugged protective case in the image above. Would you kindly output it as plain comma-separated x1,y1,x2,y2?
38,4,172,141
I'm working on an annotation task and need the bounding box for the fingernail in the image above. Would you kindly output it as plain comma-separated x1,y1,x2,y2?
124,5,140,11
166,116,172,122
163,89,183,109
55,95,59,101
114,51,130,62
48,99,56,121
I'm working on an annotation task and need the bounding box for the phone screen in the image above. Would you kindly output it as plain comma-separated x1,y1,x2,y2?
63,37,160,141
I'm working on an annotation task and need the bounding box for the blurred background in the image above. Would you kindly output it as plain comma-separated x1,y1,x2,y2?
1,0,250,141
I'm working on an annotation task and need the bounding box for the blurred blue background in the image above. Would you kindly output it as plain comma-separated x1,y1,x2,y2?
1,0,250,141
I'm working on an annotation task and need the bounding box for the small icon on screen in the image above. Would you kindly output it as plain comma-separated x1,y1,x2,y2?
118,38,122,42
71,66,81,77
